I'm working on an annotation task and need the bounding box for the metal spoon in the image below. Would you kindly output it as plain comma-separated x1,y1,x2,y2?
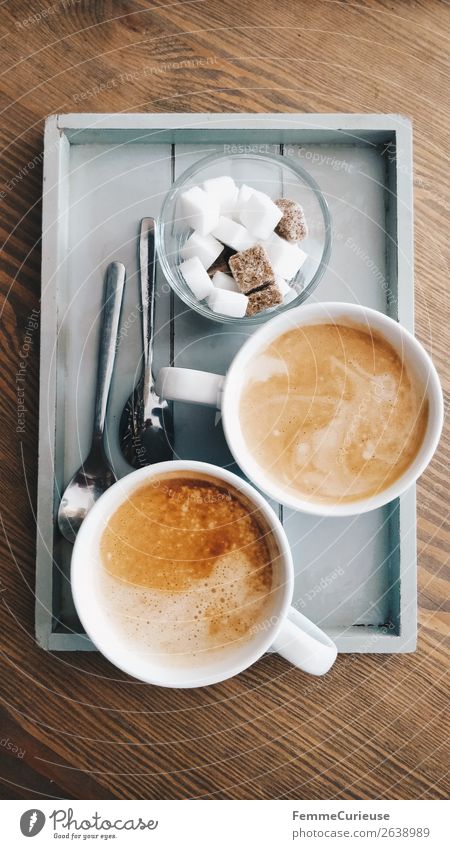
57,261,126,543
119,217,173,468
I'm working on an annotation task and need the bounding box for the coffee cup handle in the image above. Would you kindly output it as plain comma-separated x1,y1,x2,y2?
271,608,337,676
156,367,224,408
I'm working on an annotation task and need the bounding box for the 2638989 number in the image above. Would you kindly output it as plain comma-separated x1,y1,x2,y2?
379,828,430,838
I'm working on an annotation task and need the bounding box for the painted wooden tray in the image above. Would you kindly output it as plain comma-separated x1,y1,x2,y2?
36,113,416,653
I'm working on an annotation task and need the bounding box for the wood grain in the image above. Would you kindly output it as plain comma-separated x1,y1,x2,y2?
0,0,449,801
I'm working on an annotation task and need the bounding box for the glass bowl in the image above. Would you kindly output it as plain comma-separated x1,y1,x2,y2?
156,151,332,326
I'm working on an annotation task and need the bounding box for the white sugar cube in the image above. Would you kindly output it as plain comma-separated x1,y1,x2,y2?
263,233,307,280
179,186,219,235
207,288,248,318
179,256,214,300
211,216,255,252
212,271,239,292
238,184,254,205
275,276,292,298
275,276,298,303
180,231,223,269
231,184,255,221
238,190,283,240
203,176,238,214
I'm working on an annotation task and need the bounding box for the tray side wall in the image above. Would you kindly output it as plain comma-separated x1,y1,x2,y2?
36,117,70,648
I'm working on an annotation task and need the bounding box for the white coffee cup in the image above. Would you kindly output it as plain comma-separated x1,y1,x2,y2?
156,303,443,517
71,460,337,687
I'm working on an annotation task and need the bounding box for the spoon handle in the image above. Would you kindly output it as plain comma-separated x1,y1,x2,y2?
92,261,126,440
139,217,156,419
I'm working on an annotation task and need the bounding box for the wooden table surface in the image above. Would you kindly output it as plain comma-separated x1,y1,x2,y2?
1,0,449,801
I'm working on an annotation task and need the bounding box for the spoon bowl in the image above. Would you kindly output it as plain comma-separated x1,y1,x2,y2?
57,441,116,543
120,381,174,468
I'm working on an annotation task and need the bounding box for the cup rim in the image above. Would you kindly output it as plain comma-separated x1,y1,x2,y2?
221,302,444,517
71,460,294,687
155,150,333,326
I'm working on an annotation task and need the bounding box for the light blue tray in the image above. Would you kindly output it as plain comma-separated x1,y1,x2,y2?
36,113,416,653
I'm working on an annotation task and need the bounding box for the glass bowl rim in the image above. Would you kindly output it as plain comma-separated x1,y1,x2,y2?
155,150,333,326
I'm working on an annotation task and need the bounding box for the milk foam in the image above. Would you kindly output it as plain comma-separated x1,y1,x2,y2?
239,324,428,503
99,549,274,667
98,473,276,668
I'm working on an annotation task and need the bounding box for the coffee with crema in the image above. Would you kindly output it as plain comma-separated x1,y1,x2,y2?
239,323,428,503
99,472,275,666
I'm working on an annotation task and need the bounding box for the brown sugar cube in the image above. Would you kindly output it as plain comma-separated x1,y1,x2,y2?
229,245,275,294
208,245,236,278
275,199,308,241
246,284,282,316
